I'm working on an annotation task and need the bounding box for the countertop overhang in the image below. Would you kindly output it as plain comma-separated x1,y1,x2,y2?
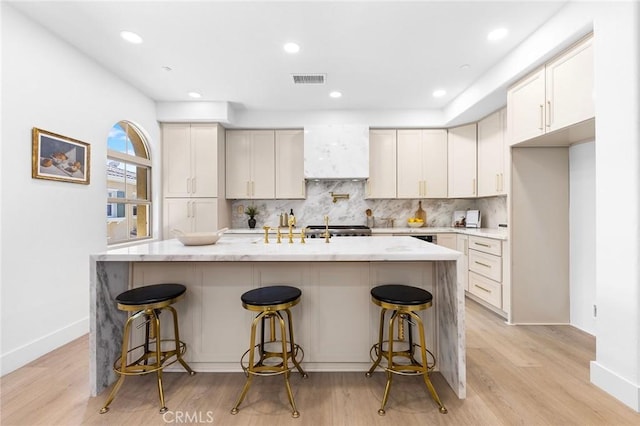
93,235,461,262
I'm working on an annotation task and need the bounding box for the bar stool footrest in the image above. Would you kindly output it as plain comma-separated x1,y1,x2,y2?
240,342,305,377
113,339,188,375
369,340,436,375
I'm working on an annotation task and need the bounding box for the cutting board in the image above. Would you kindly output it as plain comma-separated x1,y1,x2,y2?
415,201,426,222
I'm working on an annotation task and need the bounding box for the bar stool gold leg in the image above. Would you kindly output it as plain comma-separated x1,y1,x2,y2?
100,313,137,414
366,308,387,377
278,313,300,418
149,310,168,413
167,306,195,376
379,370,393,416
231,311,264,414
284,308,307,378
413,311,447,414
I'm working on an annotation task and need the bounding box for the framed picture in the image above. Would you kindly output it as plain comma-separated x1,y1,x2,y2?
32,127,90,185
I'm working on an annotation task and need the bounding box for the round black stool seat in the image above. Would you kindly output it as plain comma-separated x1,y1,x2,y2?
371,284,432,306
241,285,301,306
116,283,186,306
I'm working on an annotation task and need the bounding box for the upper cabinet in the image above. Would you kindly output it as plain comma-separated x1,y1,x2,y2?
226,130,276,199
508,34,594,145
163,123,220,198
367,129,397,199
477,109,507,197
448,123,477,198
397,129,448,199
275,130,305,199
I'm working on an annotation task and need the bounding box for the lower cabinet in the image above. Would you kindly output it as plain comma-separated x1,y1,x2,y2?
130,261,437,370
467,235,505,312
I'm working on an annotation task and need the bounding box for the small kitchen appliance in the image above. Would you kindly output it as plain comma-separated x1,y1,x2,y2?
465,210,481,228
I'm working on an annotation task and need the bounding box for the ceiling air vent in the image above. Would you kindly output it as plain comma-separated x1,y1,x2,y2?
292,73,326,84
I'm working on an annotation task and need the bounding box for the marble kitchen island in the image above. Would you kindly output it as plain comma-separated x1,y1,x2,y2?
90,236,465,399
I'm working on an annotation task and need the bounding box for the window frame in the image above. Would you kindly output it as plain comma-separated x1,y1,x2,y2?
106,122,153,245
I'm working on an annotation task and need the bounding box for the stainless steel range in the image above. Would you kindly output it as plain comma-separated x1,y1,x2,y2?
304,225,371,238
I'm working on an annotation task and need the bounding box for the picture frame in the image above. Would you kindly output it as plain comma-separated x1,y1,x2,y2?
32,127,90,185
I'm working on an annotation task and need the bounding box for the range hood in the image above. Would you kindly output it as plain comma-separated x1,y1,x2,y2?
304,124,369,179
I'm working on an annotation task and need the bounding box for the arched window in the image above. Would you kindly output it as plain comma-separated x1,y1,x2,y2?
106,121,152,244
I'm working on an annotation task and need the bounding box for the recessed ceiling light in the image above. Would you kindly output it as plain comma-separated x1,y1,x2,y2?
162,66,172,72
487,28,508,41
120,31,143,44
188,92,202,99
283,42,300,54
432,89,447,98
329,91,342,98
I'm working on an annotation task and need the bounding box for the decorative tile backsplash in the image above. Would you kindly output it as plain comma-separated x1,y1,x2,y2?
231,180,507,229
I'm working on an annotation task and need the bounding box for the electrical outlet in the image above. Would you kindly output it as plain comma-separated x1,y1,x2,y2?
237,205,244,215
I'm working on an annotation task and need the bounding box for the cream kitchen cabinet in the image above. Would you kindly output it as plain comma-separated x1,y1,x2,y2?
367,129,397,198
275,129,305,199
163,123,220,198
467,235,504,312
163,198,219,237
226,130,275,199
508,34,594,145
397,129,448,198
477,109,507,197
162,123,229,240
448,123,477,198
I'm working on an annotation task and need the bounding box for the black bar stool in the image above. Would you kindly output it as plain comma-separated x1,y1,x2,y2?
100,283,195,414
366,284,447,415
231,285,307,418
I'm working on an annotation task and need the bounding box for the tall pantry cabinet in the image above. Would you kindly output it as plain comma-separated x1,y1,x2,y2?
162,123,230,238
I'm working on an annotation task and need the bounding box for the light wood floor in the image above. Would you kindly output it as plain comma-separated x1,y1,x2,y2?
2,299,639,425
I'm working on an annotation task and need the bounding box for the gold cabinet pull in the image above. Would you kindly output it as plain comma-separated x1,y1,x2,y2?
474,242,490,247
474,284,491,293
186,178,191,194
474,261,492,268
546,100,552,127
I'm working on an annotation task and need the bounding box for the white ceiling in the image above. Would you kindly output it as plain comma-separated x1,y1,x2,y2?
9,0,568,117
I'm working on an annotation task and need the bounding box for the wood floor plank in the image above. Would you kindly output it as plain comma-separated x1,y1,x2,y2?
1,298,639,425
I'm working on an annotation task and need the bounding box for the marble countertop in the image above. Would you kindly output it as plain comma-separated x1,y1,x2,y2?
371,227,508,240
93,235,461,262
226,226,508,240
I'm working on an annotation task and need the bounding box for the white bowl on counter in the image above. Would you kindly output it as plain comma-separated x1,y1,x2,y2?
407,222,424,228
173,228,228,246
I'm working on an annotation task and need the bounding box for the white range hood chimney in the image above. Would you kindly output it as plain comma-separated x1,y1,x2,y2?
303,124,369,179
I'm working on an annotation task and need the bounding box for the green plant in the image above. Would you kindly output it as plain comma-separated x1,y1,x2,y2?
244,205,258,217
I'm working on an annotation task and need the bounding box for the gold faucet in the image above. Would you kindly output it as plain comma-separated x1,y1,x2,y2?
323,215,330,243
263,226,270,244
276,228,282,244
288,217,295,244
330,191,350,203
300,228,306,244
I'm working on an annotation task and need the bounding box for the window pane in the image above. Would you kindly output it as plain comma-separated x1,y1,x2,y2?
130,204,149,238
107,204,127,242
135,165,149,200
107,123,128,153
125,163,137,199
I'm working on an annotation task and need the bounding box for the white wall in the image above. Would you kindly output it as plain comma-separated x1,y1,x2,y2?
0,5,161,375
569,141,596,334
591,1,640,411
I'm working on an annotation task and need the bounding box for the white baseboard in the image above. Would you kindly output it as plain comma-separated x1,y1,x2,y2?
591,361,640,412
1,317,89,376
